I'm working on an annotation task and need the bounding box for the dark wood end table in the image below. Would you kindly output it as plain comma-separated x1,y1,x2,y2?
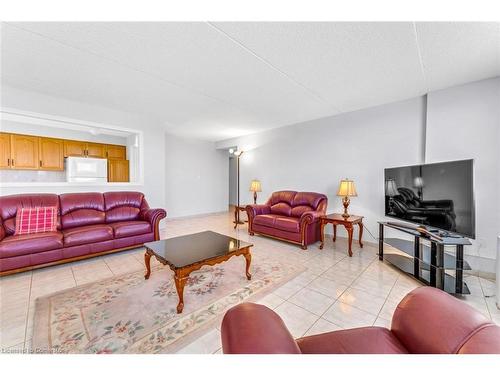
144,231,253,313
319,213,364,257
233,205,247,229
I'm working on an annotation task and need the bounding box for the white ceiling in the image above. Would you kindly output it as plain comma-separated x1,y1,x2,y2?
1,22,499,141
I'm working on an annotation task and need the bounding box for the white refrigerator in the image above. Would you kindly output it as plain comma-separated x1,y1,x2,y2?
66,156,107,183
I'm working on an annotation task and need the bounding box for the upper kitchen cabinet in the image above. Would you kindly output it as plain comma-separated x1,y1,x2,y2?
108,159,130,182
64,140,107,158
86,142,106,158
0,133,11,169
10,134,40,170
64,140,87,157
105,144,127,159
39,137,64,170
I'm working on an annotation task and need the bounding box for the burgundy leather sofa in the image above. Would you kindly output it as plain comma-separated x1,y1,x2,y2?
221,287,500,354
246,191,327,249
0,192,166,275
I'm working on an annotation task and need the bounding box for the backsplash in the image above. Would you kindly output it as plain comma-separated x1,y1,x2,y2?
0,169,66,183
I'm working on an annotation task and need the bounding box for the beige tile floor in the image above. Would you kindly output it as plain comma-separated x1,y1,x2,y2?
0,212,498,354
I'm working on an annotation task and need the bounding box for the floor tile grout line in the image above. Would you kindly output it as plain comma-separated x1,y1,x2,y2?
372,274,400,324
22,271,33,349
317,257,381,326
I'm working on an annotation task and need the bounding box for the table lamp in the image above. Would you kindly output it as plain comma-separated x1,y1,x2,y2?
337,179,357,218
385,179,399,216
249,179,262,204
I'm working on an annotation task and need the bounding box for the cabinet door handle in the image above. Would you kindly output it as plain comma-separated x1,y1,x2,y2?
11,159,14,166
7,158,10,166
39,160,42,167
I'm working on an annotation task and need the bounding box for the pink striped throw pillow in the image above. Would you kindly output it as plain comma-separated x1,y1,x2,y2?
14,207,58,235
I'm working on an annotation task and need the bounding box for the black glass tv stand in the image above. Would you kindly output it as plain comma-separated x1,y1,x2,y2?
378,221,472,295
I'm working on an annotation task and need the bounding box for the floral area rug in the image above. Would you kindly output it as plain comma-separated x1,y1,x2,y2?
32,252,304,353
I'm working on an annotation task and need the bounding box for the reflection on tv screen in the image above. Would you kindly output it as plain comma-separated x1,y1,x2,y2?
384,160,474,238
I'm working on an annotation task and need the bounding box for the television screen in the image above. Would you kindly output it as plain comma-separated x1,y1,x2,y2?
384,159,475,238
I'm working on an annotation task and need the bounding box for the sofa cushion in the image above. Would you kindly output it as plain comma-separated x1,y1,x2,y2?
110,221,151,238
0,232,63,258
62,224,113,247
15,207,58,235
60,193,105,229
268,191,297,206
104,192,145,223
296,327,408,354
274,217,300,233
292,192,327,211
290,205,313,217
253,214,278,228
270,203,292,216
0,194,60,235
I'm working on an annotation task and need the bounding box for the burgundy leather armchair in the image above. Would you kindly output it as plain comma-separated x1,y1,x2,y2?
246,191,327,249
221,287,500,354
0,192,166,275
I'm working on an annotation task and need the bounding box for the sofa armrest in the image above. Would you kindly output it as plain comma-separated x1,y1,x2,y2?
300,210,324,225
140,208,167,240
245,204,271,218
221,303,301,354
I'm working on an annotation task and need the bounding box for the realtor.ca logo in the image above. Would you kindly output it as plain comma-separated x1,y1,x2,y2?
1,347,64,354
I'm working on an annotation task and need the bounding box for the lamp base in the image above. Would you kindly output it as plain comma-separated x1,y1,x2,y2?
253,191,257,205
342,196,350,218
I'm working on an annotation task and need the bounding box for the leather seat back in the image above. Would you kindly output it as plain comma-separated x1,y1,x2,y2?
391,287,496,353
0,194,60,235
60,192,105,229
266,191,327,218
104,191,148,223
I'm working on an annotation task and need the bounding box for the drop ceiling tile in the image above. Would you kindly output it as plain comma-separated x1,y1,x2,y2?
213,22,428,112
415,22,500,92
6,22,336,128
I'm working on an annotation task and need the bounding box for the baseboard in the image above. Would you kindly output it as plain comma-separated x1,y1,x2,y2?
165,210,229,222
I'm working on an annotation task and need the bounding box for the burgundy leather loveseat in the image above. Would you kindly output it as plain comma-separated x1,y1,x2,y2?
221,286,500,354
246,191,327,249
0,192,166,275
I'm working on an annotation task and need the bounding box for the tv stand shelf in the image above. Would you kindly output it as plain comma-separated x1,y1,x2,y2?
378,222,472,295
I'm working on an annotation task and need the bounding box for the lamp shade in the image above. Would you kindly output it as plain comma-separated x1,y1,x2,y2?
385,179,399,197
337,179,357,197
413,176,424,188
249,179,262,192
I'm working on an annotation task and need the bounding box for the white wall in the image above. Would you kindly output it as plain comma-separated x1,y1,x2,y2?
165,134,228,218
217,78,500,272
228,157,237,205
218,96,426,239
426,77,500,269
0,85,166,211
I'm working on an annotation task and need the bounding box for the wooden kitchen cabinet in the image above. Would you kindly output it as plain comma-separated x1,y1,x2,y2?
10,134,40,170
64,140,87,157
105,144,127,159
108,159,129,182
39,137,64,170
86,142,106,158
0,133,11,169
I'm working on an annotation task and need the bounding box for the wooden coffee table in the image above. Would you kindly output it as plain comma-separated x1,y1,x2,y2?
144,231,253,313
319,213,364,257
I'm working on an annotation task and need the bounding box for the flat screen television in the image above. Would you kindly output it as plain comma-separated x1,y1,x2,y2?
384,159,475,238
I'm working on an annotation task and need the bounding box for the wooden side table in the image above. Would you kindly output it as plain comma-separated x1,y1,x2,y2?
233,205,247,229
319,213,364,257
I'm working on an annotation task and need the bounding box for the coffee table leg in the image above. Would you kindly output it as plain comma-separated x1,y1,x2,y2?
358,222,364,248
144,251,152,280
346,224,354,257
333,224,337,242
243,251,252,280
174,272,187,314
